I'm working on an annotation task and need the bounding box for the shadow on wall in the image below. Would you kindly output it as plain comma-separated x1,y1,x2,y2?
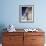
0,24,7,43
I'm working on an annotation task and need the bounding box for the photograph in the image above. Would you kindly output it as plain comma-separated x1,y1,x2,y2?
19,5,34,23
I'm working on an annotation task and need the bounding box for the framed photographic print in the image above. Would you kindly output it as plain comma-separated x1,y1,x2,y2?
19,5,34,23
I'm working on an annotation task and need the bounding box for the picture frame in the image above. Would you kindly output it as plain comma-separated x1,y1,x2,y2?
19,5,34,23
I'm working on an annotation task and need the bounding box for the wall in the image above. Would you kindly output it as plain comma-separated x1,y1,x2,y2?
0,0,46,29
